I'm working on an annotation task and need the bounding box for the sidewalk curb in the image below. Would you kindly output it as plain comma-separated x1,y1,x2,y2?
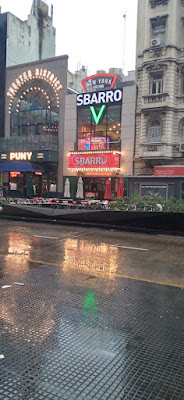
1,215,184,237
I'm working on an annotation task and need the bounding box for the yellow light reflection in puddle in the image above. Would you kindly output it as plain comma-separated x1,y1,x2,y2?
4,232,31,274
1,301,55,345
1,233,56,343
63,239,118,277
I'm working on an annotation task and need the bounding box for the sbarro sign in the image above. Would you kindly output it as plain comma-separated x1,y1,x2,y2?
77,89,122,107
68,152,120,170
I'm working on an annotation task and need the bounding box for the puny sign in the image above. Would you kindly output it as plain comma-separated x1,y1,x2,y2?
10,152,33,161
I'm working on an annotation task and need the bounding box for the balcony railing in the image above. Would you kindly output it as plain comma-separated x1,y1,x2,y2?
140,143,173,159
0,135,58,163
176,96,184,105
143,93,169,105
0,134,58,152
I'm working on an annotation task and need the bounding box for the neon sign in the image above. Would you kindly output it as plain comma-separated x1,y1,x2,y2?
7,68,62,114
77,89,122,107
10,152,32,161
10,172,21,178
81,73,118,92
68,151,120,171
90,105,106,125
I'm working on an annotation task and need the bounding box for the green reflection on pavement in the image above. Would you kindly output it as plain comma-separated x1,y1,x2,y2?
83,291,98,314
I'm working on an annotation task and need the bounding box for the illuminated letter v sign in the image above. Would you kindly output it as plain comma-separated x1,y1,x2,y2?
90,105,106,125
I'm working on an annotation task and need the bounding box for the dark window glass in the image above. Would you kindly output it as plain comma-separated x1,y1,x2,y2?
107,105,121,149
10,84,59,141
133,183,140,194
168,184,176,199
147,119,162,143
152,22,165,45
77,104,121,151
182,75,184,95
141,185,166,197
152,82,157,94
181,120,184,143
150,74,163,95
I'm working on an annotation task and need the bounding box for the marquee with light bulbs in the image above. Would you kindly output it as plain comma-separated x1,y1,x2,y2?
7,68,62,114
68,151,121,172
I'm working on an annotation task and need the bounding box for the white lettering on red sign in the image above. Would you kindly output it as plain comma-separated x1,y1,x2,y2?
75,156,107,166
68,153,120,170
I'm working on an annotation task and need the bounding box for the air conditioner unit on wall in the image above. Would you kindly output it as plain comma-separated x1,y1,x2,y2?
179,143,184,152
151,38,161,47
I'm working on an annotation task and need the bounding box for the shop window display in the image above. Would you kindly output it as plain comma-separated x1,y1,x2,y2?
83,177,118,200
141,185,166,197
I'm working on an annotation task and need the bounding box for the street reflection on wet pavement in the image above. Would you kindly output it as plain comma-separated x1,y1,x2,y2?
1,221,184,399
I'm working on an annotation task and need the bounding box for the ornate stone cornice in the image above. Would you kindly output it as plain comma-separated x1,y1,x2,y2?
150,14,168,25
146,62,168,72
150,0,168,7
178,63,184,71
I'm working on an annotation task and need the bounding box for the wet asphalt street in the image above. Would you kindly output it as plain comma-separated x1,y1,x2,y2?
0,220,184,400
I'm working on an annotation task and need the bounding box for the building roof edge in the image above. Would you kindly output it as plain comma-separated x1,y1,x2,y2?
6,54,69,71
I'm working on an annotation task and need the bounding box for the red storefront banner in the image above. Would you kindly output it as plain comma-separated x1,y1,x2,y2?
68,152,120,170
154,166,184,176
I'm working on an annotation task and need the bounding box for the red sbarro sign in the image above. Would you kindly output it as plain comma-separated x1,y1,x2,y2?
68,152,120,170
154,166,184,176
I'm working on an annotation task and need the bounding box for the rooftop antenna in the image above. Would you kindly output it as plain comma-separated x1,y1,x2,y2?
122,11,127,78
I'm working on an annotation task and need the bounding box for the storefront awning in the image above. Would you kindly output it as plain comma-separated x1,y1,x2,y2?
0,161,44,173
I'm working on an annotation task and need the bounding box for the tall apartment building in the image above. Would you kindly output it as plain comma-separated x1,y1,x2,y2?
134,0,184,175
0,0,55,136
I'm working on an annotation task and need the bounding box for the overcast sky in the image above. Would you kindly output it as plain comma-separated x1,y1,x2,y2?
0,0,138,76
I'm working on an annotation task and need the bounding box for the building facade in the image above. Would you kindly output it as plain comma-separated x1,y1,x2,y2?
0,1,55,138
131,0,184,199
0,1,136,199
0,55,68,197
63,72,136,200
135,0,184,176
5,1,55,67
0,68,136,199
67,66,87,93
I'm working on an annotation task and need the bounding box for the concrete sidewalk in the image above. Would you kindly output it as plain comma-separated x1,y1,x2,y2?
1,221,184,399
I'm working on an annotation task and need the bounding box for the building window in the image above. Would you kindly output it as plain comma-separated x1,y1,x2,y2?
180,120,184,143
150,0,168,8
150,74,163,94
10,81,59,140
77,104,121,151
147,119,162,143
181,74,184,95
151,17,166,46
141,185,166,198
